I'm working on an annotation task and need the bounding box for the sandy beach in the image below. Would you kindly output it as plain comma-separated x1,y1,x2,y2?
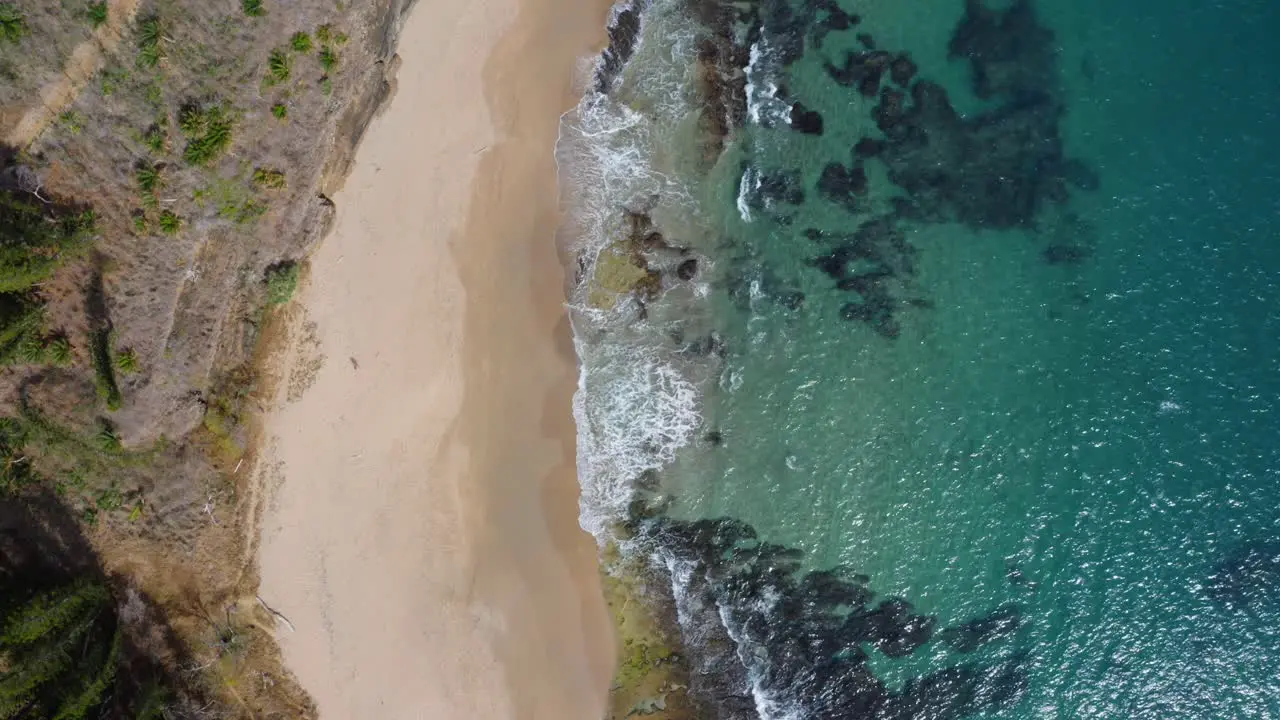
256,0,615,717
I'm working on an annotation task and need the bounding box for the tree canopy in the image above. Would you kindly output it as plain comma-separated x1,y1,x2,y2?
0,579,121,719
0,189,95,366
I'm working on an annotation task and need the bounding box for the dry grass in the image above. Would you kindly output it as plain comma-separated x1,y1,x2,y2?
0,3,92,130
17,0,390,444
0,0,417,717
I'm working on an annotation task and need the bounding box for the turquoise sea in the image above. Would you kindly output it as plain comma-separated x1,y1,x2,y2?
560,0,1280,717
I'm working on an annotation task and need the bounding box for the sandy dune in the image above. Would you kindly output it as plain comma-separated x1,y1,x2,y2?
256,0,615,717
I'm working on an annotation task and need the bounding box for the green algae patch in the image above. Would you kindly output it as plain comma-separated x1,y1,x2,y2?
601,542,697,720
588,242,660,310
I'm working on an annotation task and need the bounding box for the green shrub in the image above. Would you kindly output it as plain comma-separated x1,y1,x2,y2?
318,46,338,73
144,81,163,108
314,24,331,44
320,77,332,96
15,334,44,364
0,418,37,493
114,349,138,374
92,421,120,453
0,300,44,365
135,162,160,194
136,16,163,68
264,262,298,305
142,123,166,154
270,103,288,120
0,192,95,368
57,111,84,135
86,1,108,28
290,31,312,53
89,330,121,411
265,48,291,85
178,103,234,166
46,335,72,366
98,67,128,96
0,3,27,45
252,168,286,190
0,301,45,367
157,211,181,235
0,193,95,295
95,484,123,511
241,0,264,17
225,201,265,225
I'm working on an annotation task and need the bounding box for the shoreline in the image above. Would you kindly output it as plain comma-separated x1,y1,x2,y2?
255,0,615,716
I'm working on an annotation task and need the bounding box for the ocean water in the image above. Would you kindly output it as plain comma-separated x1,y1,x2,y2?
559,0,1280,717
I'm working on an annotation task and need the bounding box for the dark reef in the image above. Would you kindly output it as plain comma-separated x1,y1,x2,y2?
633,511,1029,719
755,0,1099,336
817,161,868,211
596,2,645,93
1206,539,1280,612
940,603,1024,653
584,1,1110,716
790,101,825,135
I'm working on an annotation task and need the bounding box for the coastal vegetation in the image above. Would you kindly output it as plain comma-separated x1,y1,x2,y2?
241,0,265,18
264,261,299,305
600,543,695,720
85,2,108,29
0,0,394,715
134,15,163,68
0,579,122,718
0,4,27,45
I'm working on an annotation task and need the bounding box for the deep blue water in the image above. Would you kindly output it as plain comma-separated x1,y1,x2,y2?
564,0,1280,717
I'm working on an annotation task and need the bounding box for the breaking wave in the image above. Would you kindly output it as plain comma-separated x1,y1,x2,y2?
555,0,707,535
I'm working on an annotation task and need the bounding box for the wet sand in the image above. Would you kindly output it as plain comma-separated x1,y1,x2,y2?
256,0,615,717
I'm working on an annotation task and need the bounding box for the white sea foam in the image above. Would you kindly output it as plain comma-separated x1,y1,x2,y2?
557,4,814,715
744,35,789,127
737,166,759,222
713,589,805,720
571,341,701,533
555,0,707,536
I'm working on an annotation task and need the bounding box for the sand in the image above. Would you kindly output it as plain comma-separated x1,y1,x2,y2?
255,0,616,717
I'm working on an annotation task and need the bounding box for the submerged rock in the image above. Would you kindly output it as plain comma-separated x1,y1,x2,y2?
596,6,642,92
825,50,893,97
1206,539,1280,611
817,162,868,211
634,512,1033,719
790,102,825,135
854,137,886,159
890,54,919,86
1043,244,1091,265
940,603,1023,653
949,0,1057,99
810,0,860,49
677,258,700,281
744,170,805,211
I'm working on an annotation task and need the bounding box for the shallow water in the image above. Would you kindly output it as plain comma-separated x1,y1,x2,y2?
563,0,1280,717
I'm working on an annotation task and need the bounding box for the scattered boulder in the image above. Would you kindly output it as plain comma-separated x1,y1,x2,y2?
677,258,700,281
